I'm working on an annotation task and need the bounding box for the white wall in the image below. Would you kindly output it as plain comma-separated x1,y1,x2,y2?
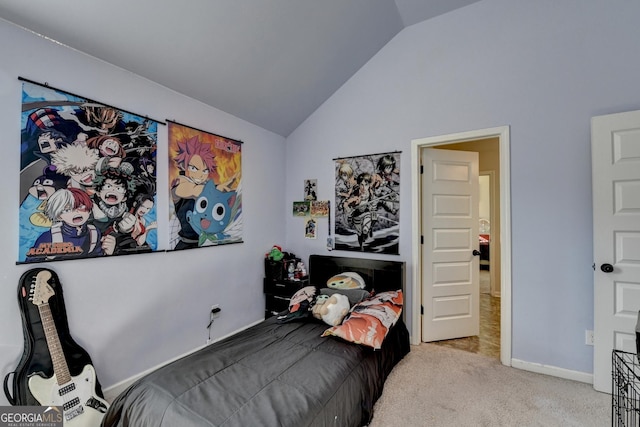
285,0,640,375
0,19,285,405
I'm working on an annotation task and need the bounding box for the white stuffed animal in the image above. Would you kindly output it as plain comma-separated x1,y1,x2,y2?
320,293,351,326
312,294,330,320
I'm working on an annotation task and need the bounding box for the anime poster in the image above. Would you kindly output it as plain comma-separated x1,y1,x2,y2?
19,80,159,263
293,201,311,216
334,152,400,254
168,121,242,250
304,179,317,201
305,218,317,239
310,200,329,217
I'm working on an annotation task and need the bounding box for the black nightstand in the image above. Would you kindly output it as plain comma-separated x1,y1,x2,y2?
264,258,309,318
263,276,309,318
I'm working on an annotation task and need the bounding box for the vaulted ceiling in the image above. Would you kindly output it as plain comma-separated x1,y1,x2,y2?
0,0,480,137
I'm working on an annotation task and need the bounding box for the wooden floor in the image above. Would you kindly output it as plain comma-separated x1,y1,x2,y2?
431,271,501,359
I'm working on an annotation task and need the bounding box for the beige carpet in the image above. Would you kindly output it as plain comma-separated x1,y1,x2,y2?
369,344,610,427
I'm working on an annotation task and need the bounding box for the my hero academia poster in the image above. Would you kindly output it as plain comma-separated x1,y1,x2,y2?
168,121,242,250
19,80,159,263
334,152,400,254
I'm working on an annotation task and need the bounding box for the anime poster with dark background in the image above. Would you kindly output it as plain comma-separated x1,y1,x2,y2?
19,81,158,263
168,121,242,250
334,152,400,254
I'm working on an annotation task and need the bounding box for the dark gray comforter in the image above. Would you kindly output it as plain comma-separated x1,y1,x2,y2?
102,317,409,427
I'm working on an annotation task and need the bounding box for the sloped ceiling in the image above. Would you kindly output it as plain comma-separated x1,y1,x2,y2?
0,0,480,137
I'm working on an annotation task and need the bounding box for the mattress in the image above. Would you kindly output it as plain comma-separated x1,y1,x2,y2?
103,316,410,427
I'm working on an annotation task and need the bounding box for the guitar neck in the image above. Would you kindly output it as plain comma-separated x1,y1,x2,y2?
38,303,71,385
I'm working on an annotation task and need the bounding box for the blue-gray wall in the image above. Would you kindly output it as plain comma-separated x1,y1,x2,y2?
2,1,639,404
0,17,285,405
285,0,640,375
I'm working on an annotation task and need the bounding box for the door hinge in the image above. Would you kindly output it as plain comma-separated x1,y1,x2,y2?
420,165,424,174
421,235,424,245
421,305,424,315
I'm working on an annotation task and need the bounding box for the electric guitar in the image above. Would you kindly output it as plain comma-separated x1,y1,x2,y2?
27,270,108,426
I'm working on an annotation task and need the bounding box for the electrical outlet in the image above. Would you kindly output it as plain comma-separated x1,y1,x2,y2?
211,304,221,318
206,305,222,345
585,330,594,346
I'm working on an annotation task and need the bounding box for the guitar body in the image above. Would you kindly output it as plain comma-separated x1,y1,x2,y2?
3,268,108,427
29,364,108,425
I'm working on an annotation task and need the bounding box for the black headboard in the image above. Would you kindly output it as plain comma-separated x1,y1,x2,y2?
308,255,405,294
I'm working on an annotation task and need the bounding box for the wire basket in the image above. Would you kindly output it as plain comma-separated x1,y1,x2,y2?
613,350,640,426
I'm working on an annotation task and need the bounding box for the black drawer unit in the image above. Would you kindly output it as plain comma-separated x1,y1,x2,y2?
265,293,293,316
264,278,303,296
263,259,309,318
263,277,309,318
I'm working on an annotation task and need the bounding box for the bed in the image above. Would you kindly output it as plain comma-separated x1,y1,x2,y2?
102,255,410,427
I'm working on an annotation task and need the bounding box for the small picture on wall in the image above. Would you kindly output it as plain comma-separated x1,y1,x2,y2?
293,201,311,217
326,236,334,250
305,218,317,239
304,179,317,201
310,200,329,217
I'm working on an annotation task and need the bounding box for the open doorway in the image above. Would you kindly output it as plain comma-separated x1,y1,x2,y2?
428,145,499,358
479,173,493,293
410,126,511,366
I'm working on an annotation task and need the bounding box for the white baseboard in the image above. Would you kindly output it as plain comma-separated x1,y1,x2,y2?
403,341,592,385
511,358,593,384
103,318,265,402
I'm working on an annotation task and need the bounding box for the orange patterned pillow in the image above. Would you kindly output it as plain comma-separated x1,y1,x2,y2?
322,290,403,349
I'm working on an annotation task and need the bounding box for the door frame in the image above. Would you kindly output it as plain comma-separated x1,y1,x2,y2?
410,126,512,365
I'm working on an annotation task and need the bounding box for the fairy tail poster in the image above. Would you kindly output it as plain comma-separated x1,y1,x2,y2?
19,80,159,263
168,121,242,250
334,152,400,254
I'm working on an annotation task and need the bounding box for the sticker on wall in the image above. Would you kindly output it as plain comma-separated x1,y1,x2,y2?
304,179,317,201
326,236,334,251
167,121,242,250
293,201,311,217
18,78,160,263
334,151,400,254
310,200,329,217
305,218,317,239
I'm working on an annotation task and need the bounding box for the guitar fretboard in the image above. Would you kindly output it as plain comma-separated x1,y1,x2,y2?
38,303,72,385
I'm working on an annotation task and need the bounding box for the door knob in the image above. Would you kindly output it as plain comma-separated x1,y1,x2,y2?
600,263,614,273
473,250,481,256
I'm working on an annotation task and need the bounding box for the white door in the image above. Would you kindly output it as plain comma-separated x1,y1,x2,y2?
421,148,480,342
592,110,640,393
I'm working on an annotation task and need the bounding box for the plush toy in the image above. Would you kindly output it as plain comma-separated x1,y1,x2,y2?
312,294,330,320
327,272,365,289
267,245,284,261
319,293,351,326
276,286,317,323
